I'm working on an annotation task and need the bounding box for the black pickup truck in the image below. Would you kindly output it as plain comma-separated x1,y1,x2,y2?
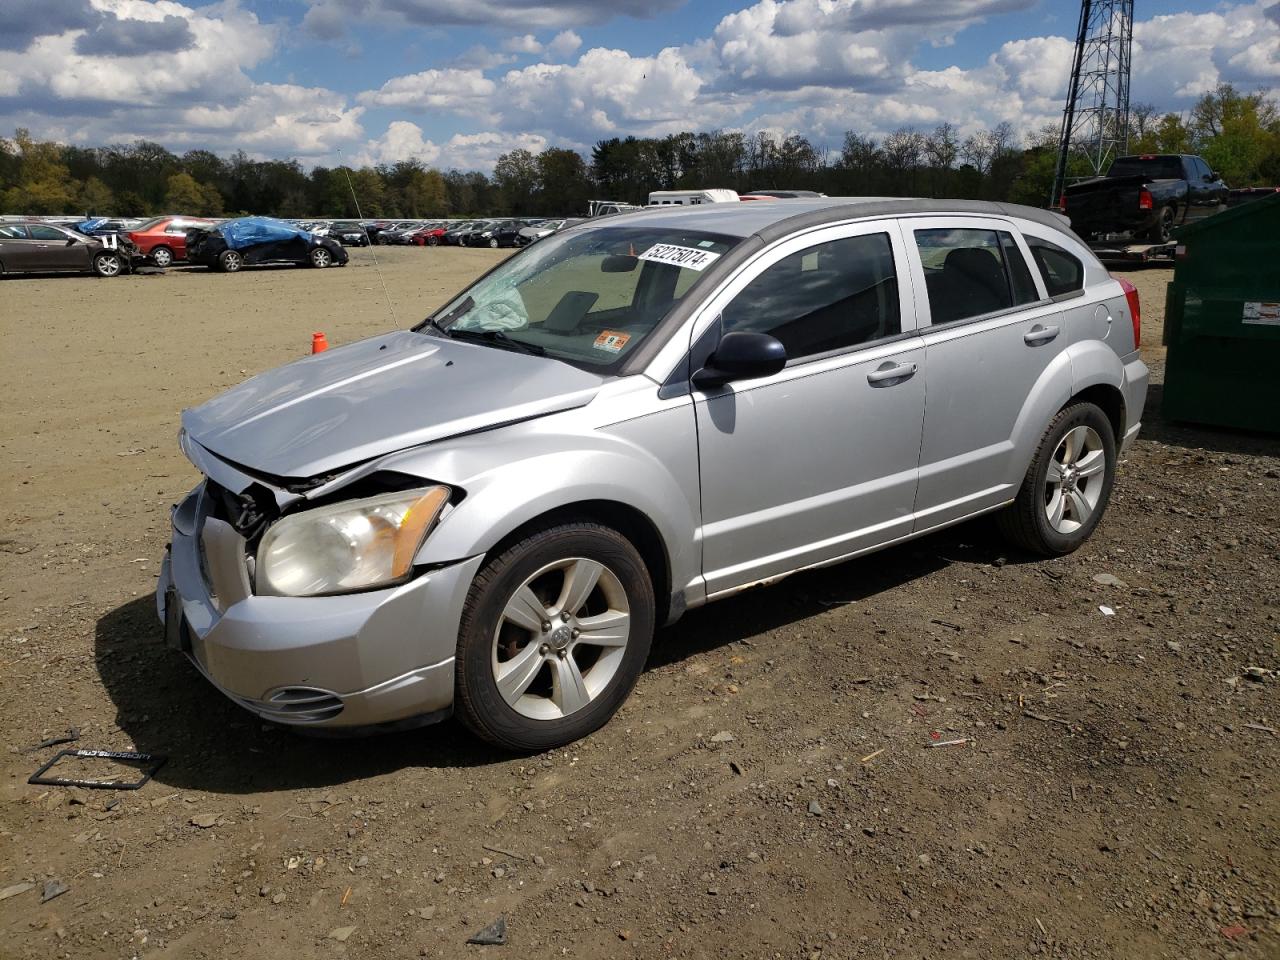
1063,154,1228,243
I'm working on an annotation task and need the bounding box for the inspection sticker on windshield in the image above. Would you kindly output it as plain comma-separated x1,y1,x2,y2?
594,331,631,353
638,243,722,272
1243,301,1280,326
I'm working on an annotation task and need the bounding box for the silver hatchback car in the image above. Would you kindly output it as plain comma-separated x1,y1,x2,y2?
158,198,1148,750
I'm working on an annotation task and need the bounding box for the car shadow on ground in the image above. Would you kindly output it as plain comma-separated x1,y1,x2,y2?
1141,382,1278,457
92,518,1017,794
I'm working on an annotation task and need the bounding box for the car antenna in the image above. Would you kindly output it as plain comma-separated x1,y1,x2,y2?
336,147,398,326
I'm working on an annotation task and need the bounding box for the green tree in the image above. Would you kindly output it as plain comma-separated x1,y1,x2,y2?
164,172,209,213
493,148,539,214
78,176,116,214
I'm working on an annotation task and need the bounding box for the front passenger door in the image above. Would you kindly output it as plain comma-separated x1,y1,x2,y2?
692,222,927,598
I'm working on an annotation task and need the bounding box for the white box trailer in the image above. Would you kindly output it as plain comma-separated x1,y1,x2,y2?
647,189,740,206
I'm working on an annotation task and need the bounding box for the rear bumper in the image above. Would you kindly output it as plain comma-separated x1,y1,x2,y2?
156,482,483,730
1121,353,1149,453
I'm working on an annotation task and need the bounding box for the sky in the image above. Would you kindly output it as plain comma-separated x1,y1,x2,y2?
1,0,1277,171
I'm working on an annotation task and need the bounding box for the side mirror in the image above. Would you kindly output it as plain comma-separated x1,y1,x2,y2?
693,331,787,388
66,236,78,245
1209,171,1221,182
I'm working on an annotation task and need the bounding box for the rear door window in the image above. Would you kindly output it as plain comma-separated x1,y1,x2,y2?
0,224,30,239
1026,238,1085,298
914,228,1037,325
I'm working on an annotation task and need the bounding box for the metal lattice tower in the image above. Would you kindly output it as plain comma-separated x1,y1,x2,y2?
1050,0,1134,205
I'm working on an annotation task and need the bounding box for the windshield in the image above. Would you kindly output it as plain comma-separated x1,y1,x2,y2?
422,224,739,370
1108,156,1184,179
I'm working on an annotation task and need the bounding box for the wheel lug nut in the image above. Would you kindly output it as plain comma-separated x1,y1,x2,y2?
561,612,571,622
557,649,566,659
571,629,580,639
541,621,551,631
539,643,549,654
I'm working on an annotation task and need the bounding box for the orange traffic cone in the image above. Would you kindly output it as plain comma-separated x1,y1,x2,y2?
312,332,329,354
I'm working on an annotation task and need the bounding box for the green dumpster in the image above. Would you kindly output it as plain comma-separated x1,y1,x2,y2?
1162,191,1280,433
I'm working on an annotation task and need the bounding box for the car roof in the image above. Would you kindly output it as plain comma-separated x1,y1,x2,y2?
617,197,1074,242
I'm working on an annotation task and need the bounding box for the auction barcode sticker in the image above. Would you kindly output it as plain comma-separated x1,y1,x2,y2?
1243,301,1280,326
637,243,722,272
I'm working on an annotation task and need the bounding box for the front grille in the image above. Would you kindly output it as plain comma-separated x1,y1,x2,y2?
235,686,345,724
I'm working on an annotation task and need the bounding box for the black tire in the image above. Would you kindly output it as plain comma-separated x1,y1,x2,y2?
309,246,333,268
998,402,1117,556
1146,205,1175,243
455,523,655,752
218,249,243,273
428,235,439,247
92,252,123,277
150,245,173,268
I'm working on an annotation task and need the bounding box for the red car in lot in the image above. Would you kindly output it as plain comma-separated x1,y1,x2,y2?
411,222,449,246
126,216,216,266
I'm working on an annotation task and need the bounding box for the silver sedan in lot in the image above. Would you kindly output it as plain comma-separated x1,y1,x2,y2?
158,198,1148,751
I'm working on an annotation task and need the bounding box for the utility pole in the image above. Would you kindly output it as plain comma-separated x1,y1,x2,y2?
1050,0,1134,206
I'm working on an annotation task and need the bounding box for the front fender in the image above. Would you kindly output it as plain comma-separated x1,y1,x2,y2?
366,409,700,596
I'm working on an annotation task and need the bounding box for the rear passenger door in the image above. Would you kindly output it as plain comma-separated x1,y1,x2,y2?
904,218,1066,529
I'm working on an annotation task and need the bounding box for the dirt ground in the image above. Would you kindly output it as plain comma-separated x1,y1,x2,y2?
0,247,1276,960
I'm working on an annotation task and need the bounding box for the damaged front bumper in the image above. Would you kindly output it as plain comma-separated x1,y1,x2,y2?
156,481,483,730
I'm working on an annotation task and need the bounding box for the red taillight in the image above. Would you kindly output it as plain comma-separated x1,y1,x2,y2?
1058,193,1067,210
1138,189,1153,210
1117,277,1141,349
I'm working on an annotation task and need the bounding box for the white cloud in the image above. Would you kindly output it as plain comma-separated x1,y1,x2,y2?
504,34,544,55
355,121,548,169
547,30,583,59
359,69,497,115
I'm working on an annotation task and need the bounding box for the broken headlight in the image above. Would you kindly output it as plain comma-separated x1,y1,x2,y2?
256,486,449,597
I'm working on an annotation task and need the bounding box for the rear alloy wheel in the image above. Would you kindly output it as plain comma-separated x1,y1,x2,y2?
1147,205,1175,244
999,402,1116,556
310,247,333,268
92,252,122,277
488,237,499,248
218,250,243,273
428,235,440,246
455,523,655,752
150,246,173,268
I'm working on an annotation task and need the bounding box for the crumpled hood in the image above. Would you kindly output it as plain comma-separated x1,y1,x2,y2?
182,330,604,479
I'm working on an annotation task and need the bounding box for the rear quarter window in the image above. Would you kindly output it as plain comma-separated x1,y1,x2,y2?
1026,238,1084,298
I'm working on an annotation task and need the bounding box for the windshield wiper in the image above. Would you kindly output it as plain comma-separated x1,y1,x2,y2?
448,328,546,356
415,296,474,336
419,316,452,337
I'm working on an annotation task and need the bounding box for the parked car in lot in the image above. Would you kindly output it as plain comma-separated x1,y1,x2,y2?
185,217,348,272
0,220,131,277
75,217,143,239
517,218,581,245
442,220,486,245
463,219,519,247
126,215,216,266
1063,154,1228,243
328,221,370,246
411,222,450,246
159,198,1148,751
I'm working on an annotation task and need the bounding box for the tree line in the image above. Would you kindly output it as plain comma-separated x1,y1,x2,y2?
2,84,1275,220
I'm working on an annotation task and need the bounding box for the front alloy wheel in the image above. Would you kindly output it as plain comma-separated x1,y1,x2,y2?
93,252,122,277
150,246,173,268
219,250,243,273
310,247,332,268
455,523,654,751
